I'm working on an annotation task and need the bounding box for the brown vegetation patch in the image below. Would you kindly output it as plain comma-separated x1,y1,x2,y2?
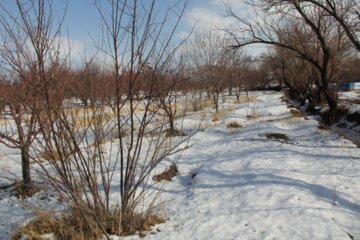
13,210,165,240
265,133,289,142
39,150,64,162
289,108,306,118
226,122,243,129
234,95,256,104
153,163,178,182
203,98,216,108
212,110,226,122
70,111,115,129
11,182,40,199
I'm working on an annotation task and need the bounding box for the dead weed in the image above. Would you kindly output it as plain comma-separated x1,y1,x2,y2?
153,163,178,182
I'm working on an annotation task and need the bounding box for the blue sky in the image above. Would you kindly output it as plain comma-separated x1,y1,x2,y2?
60,0,255,60
62,0,229,41
1,0,263,61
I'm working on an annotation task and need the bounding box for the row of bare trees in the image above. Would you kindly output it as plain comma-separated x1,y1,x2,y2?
184,30,263,112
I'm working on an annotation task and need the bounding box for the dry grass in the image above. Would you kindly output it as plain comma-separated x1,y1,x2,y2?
38,150,63,162
13,210,105,240
203,98,215,108
11,182,40,199
69,111,115,129
153,163,178,182
212,111,225,122
13,209,166,240
235,95,256,103
0,116,6,125
290,108,304,117
63,104,155,129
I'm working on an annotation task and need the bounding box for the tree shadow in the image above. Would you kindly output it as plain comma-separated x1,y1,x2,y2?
195,170,360,215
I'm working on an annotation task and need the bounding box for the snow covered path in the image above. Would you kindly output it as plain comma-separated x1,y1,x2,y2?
141,92,360,240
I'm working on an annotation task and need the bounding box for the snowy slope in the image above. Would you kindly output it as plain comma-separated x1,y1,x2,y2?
131,92,360,240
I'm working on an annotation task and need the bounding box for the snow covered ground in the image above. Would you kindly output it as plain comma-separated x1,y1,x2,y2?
1,91,360,239
132,91,360,240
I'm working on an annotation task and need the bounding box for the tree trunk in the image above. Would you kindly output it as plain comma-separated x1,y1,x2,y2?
322,87,338,123
169,114,175,130
21,146,32,190
213,93,219,112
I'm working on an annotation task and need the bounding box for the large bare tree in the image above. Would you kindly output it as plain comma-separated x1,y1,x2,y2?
226,0,351,122
0,0,66,194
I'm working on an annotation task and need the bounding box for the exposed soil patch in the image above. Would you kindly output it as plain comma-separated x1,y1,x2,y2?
226,122,243,129
264,133,289,142
320,106,348,125
345,111,360,124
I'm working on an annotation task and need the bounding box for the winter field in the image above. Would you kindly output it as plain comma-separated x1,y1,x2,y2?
1,91,360,240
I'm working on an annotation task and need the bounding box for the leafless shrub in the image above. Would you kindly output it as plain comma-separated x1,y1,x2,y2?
27,0,193,239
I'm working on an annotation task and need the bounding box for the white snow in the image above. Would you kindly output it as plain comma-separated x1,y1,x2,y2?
1,91,360,240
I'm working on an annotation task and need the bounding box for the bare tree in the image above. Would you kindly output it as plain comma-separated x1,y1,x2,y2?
226,0,351,122
300,0,360,51
154,57,188,135
267,47,319,104
187,30,229,112
0,0,66,194
224,49,248,100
